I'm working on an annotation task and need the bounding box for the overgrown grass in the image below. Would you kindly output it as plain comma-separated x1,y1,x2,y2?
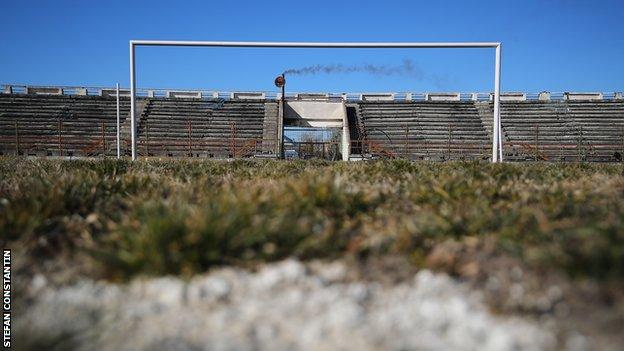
1,157,623,280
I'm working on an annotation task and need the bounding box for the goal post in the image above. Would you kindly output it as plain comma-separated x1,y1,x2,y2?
129,40,503,162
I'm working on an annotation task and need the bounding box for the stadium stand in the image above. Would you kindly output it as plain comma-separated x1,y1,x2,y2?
1,85,623,162
0,94,130,156
566,100,624,162
357,101,491,160
495,101,580,161
474,100,624,162
135,97,268,157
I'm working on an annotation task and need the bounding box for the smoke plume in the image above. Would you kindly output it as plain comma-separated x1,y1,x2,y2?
283,59,448,88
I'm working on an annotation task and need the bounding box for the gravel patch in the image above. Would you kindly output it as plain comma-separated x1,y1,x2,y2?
16,259,556,351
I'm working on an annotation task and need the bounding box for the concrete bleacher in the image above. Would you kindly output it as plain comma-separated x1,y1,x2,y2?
0,94,130,156
136,98,268,157
474,100,624,162
496,101,580,161
1,84,623,162
566,100,624,161
357,101,491,160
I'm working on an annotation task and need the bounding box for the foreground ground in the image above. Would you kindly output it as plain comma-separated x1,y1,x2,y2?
1,158,624,350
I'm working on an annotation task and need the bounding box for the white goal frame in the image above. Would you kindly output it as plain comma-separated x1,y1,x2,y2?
129,40,503,162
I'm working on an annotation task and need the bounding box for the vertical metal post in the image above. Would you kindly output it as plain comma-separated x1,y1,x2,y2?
116,83,120,159
404,124,409,158
101,121,106,155
448,123,452,159
130,43,137,160
279,74,286,159
577,127,581,162
146,119,150,156
492,44,502,163
535,125,539,160
14,121,19,156
407,124,410,160
58,118,63,156
188,119,192,157
579,126,584,161
621,127,624,161
230,122,236,158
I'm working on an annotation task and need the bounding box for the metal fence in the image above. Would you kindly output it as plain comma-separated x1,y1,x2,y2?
136,119,265,158
4,84,622,102
1,119,119,157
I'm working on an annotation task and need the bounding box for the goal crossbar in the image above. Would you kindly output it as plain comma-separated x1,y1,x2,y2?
129,40,503,162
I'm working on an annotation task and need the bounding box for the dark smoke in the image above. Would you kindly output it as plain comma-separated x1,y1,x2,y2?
283,59,448,88
284,59,425,78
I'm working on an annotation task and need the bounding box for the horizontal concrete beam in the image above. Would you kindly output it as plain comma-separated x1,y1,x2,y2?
166,91,202,99
284,100,345,128
284,120,343,128
564,92,603,101
489,92,526,101
231,92,266,100
27,87,63,95
502,92,526,101
426,92,460,101
100,89,130,97
296,93,329,101
360,93,394,101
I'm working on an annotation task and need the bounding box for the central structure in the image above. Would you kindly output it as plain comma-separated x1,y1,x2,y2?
128,40,503,162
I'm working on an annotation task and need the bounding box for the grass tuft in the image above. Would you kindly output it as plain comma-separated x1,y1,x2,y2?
1,157,623,280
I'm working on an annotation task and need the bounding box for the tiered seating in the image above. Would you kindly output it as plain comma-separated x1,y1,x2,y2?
495,101,579,161
491,101,624,162
566,101,624,162
2,90,623,162
136,98,266,157
0,94,130,156
358,102,490,160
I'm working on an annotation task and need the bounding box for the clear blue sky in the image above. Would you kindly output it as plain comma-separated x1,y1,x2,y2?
1,0,622,93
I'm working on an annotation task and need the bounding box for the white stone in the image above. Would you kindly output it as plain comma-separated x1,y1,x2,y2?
539,92,551,101
17,260,557,351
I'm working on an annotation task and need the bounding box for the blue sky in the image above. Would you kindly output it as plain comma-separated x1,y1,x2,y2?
1,0,622,93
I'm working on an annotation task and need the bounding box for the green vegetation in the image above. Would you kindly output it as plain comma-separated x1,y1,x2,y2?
1,158,623,281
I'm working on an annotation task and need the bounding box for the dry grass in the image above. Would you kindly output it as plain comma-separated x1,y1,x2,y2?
1,157,623,281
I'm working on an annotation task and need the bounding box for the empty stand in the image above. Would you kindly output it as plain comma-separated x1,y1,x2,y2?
136,98,268,157
497,101,579,161
566,100,624,162
357,101,490,160
478,101,624,162
0,94,130,156
1,86,623,162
